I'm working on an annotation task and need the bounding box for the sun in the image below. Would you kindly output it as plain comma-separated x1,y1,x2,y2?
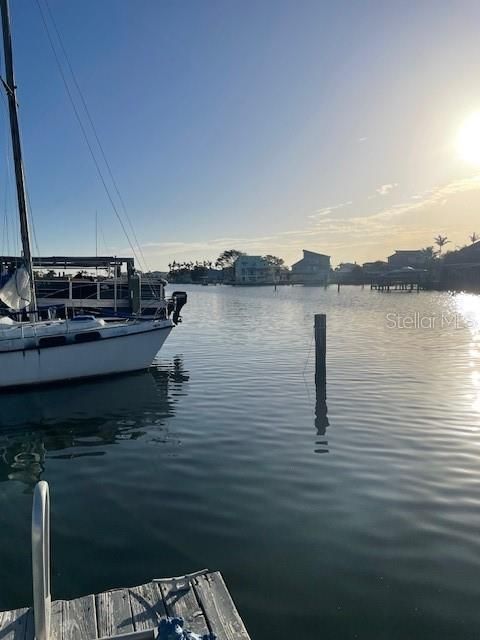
456,112,480,165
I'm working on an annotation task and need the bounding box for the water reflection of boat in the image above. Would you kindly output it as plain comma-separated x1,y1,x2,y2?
0,357,189,486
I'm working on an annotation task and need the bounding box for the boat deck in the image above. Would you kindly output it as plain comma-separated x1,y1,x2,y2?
0,572,251,640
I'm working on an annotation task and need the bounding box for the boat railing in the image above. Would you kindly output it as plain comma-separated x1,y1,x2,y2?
35,279,164,303
32,481,51,640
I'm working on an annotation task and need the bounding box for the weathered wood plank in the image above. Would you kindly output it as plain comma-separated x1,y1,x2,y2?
63,595,97,640
158,582,208,637
0,607,28,640
49,599,64,640
1,573,250,640
193,572,250,640
23,608,34,640
96,589,133,637
128,582,166,631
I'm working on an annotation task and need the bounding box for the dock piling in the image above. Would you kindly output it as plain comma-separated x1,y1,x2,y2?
314,314,326,396
314,314,328,438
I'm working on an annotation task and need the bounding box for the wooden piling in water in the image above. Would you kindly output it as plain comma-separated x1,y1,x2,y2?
314,314,326,394
314,314,328,438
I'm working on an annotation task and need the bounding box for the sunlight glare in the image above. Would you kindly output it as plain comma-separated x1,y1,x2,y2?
454,293,480,334
456,112,480,165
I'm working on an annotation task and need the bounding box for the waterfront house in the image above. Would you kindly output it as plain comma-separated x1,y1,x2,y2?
439,241,480,292
234,255,274,285
333,262,363,284
291,250,330,285
388,250,425,268
443,240,480,264
363,260,388,276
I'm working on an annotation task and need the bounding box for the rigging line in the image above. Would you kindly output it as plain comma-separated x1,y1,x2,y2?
97,217,110,256
42,0,155,283
3,153,10,255
35,0,146,277
9,89,42,261
0,86,13,255
2,108,9,255
2,95,42,260
44,0,151,274
24,183,42,259
302,333,315,413
302,332,314,376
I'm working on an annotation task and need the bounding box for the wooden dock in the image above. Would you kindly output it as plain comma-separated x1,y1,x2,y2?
0,572,251,640
370,268,429,292
370,280,424,292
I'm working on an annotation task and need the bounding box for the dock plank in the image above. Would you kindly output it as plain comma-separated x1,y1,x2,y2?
63,595,97,640
1,572,250,640
194,572,250,640
0,607,28,640
158,581,208,637
49,600,64,640
23,609,34,640
96,589,133,637
128,582,166,631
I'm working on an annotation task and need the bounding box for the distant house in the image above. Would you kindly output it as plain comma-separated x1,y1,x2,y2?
335,262,357,274
387,250,425,268
363,261,388,276
234,255,281,285
291,250,330,285
204,268,223,284
333,262,364,284
439,241,480,292
443,241,480,264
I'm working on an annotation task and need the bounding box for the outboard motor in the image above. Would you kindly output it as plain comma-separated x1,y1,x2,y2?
168,291,187,325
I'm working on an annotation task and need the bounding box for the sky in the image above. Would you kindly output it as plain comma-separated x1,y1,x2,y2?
2,0,480,270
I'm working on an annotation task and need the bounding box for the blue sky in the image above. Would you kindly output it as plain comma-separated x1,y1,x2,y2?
2,0,480,269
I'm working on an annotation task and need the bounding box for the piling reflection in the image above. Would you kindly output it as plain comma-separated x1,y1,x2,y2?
0,357,189,487
314,376,329,454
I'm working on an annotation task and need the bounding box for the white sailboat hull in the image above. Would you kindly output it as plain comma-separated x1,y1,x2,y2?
0,319,173,389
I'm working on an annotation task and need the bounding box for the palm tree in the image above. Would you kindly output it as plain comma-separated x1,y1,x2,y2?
434,234,450,253
470,232,479,244
421,246,437,263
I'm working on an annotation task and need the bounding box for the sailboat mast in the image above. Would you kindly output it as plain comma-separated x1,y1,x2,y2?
0,0,36,311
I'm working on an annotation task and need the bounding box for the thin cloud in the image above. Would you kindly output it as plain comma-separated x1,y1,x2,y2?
301,174,480,252
132,174,480,268
309,200,352,219
376,183,399,196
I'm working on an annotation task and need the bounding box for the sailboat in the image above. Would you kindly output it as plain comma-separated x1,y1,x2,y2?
0,0,180,389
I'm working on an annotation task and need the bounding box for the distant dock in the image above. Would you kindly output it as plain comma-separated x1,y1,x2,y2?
370,269,428,292
371,281,425,292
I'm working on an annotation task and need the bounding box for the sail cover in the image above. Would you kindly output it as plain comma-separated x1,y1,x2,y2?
0,266,31,309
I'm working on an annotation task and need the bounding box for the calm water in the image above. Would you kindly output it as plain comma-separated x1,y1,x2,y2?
1,285,480,639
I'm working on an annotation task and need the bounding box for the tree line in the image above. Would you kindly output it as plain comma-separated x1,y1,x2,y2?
167,249,285,282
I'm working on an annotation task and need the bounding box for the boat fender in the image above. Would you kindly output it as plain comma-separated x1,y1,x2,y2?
158,617,216,640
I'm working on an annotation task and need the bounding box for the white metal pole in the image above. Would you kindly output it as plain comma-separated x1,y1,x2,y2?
32,481,51,640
